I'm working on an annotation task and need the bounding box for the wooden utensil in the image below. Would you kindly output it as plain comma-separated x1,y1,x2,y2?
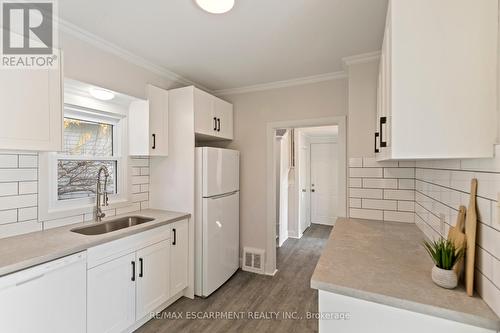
448,206,466,277
465,179,478,296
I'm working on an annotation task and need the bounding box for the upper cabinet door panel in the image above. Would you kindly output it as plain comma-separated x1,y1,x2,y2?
194,88,216,136
147,85,169,156
214,98,233,140
0,56,62,152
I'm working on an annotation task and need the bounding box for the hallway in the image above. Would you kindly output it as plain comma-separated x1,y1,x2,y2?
137,224,333,333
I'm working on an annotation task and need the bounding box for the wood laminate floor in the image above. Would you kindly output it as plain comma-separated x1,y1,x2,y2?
136,224,332,333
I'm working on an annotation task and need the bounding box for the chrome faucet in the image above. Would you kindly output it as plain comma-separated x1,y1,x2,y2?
95,166,110,222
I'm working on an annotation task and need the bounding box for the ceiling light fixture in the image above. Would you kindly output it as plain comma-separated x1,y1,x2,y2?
195,0,235,14
89,87,115,101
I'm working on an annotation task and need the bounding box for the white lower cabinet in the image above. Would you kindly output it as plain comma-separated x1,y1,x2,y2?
136,239,171,319
87,252,137,333
0,252,86,333
170,219,189,296
86,220,189,333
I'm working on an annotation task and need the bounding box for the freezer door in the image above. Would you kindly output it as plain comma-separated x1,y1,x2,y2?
203,147,239,197
202,192,239,296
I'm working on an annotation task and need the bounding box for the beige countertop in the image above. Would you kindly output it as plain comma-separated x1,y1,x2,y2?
0,209,190,277
311,218,500,331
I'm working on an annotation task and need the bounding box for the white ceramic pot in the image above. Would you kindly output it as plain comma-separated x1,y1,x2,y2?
431,266,458,289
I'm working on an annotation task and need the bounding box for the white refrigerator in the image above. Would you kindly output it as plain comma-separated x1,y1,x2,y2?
195,147,240,297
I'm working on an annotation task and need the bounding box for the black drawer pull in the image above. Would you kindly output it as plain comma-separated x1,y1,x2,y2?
374,132,380,153
217,118,221,132
380,117,387,148
152,134,156,149
213,117,217,131
131,261,136,281
172,228,177,246
139,258,143,278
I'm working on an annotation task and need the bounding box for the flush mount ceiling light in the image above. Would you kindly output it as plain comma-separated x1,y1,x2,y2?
195,0,235,14
89,87,115,101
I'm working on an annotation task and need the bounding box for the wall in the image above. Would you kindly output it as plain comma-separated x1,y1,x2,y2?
0,153,150,238
218,79,348,268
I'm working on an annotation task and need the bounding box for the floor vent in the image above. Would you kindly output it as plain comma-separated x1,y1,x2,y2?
242,247,265,274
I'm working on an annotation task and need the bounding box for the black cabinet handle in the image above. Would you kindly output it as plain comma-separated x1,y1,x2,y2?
139,258,143,278
213,117,217,131
380,117,387,148
217,118,221,132
152,134,156,150
374,132,380,153
131,261,136,281
172,228,176,246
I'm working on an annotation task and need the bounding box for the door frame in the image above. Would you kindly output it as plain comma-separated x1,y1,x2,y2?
265,116,347,276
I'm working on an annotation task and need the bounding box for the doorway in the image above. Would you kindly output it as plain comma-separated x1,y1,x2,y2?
266,117,346,275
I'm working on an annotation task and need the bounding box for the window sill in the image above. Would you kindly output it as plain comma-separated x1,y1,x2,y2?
40,198,133,222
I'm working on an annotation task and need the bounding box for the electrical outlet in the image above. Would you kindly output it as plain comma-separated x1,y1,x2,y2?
439,213,446,236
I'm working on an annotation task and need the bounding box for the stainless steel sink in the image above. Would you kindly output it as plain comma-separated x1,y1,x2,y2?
71,216,155,235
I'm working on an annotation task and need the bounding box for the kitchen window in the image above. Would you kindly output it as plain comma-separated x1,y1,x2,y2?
39,103,129,219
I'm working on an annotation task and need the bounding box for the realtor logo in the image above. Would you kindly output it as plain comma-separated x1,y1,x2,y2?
1,0,58,68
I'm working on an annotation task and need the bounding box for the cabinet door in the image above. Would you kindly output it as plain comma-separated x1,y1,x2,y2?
136,239,170,319
0,54,62,152
147,85,169,156
128,100,150,156
194,88,216,136
215,98,233,140
170,219,189,296
87,253,136,333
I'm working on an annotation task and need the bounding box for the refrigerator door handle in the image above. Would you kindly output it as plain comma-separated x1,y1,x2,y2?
207,191,239,200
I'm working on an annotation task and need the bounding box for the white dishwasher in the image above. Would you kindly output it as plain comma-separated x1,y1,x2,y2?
0,252,87,333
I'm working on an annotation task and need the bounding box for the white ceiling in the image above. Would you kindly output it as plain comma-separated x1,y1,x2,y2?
59,0,388,91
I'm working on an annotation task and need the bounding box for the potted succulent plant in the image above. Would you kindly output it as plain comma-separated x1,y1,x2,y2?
423,238,465,289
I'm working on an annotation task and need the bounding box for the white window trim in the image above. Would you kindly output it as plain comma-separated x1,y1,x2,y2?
39,103,132,221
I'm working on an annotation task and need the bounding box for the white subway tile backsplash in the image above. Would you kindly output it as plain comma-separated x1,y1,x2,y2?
397,201,415,212
398,161,416,168
18,181,37,194
140,167,150,176
349,208,383,221
0,209,18,225
349,198,361,208
349,178,362,188
140,184,149,193
0,155,18,168
132,175,149,185
132,192,148,203
398,179,415,190
0,220,41,238
362,178,398,189
384,190,414,201
0,194,37,210
349,168,383,178
18,155,38,168
42,215,84,230
383,168,415,179
362,199,397,211
18,207,37,221
350,188,383,199
383,211,414,223
129,158,149,167
0,169,37,182
0,183,18,196
116,202,141,215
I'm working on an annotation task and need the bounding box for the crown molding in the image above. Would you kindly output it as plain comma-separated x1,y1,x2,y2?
214,71,347,96
342,51,381,69
57,19,211,92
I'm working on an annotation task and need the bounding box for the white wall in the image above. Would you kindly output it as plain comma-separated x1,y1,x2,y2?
215,79,348,268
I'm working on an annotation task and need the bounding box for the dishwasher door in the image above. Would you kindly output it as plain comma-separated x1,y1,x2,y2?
0,252,87,333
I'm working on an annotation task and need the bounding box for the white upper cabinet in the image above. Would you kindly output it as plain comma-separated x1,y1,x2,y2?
0,51,63,152
129,84,169,156
375,0,498,160
191,87,233,140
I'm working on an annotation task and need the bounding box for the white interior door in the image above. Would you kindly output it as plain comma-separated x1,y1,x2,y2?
278,132,290,246
310,143,338,225
202,192,239,296
299,134,311,234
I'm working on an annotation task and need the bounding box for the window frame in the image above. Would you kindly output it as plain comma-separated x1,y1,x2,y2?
39,103,131,221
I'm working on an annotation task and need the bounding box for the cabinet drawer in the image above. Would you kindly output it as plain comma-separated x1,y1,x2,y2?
87,224,171,269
